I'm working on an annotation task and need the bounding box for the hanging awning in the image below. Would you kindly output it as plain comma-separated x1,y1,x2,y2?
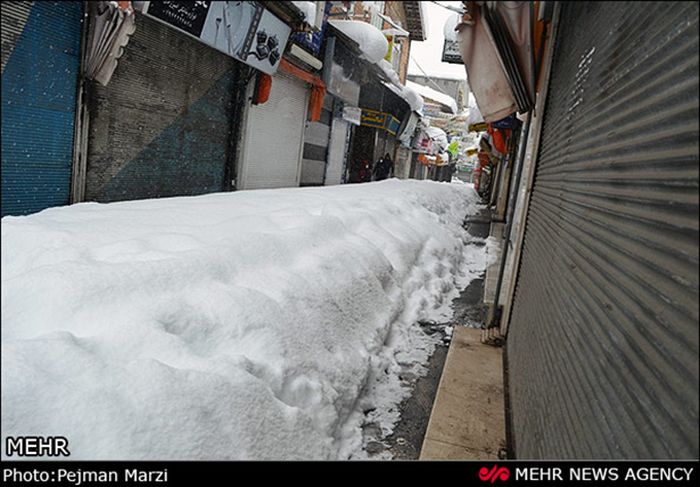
83,1,136,86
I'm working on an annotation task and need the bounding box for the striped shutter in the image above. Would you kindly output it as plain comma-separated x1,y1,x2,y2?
85,14,238,202
1,1,82,216
507,1,699,459
240,71,309,190
300,95,333,186
325,109,350,186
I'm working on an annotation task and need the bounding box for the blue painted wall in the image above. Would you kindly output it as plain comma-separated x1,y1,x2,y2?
1,1,82,217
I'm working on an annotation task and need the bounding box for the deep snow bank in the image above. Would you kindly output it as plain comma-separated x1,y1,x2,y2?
1,180,490,459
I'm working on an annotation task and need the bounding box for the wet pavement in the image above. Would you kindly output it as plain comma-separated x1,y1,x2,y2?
363,206,492,459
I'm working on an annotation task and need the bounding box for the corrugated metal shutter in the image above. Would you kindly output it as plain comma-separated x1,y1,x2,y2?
85,14,238,202
325,114,350,186
240,71,308,190
507,2,699,458
300,96,333,186
1,1,82,216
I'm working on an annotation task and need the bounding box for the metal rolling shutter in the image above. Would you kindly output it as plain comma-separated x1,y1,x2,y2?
1,1,82,216
301,96,332,186
240,71,309,190
507,1,698,458
325,115,350,185
85,14,238,202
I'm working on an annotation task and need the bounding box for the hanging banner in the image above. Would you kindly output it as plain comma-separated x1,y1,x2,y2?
139,1,291,75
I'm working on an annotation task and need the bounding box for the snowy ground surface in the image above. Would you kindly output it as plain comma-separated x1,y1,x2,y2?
2,179,494,460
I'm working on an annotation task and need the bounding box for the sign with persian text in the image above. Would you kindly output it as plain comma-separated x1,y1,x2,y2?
139,1,290,75
442,39,463,64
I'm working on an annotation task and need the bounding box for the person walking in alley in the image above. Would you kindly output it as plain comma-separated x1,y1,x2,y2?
373,153,394,181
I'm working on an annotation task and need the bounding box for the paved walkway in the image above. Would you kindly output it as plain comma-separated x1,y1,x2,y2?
420,326,506,459
362,209,493,459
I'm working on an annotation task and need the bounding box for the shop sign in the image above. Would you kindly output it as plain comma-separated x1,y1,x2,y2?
360,109,401,136
385,115,400,136
342,106,362,126
360,109,387,130
442,39,463,64
139,1,290,75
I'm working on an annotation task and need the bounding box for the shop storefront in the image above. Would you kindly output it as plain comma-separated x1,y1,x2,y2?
1,1,84,216
83,1,297,200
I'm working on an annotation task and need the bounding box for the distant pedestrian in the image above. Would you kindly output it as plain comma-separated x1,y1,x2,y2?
373,153,394,181
358,158,373,183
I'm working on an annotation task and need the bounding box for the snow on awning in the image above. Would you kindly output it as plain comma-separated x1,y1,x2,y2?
378,60,424,113
329,20,425,117
406,80,458,115
425,126,449,151
328,20,388,64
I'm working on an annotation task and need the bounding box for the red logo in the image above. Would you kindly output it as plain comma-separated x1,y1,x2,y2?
479,465,510,483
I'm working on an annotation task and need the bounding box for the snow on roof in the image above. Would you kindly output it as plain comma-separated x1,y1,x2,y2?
329,21,425,114
406,80,458,114
378,60,424,113
443,12,459,42
425,125,448,142
328,20,388,64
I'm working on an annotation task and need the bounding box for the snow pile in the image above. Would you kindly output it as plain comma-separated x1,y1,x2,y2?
328,20,388,64
2,180,489,460
406,80,458,114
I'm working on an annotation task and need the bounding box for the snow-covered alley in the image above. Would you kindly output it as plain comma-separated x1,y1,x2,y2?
1,179,496,460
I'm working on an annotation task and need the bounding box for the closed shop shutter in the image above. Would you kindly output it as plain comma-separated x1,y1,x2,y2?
300,96,333,186
85,14,239,202
325,115,350,186
239,71,308,190
507,2,698,458
1,1,82,216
